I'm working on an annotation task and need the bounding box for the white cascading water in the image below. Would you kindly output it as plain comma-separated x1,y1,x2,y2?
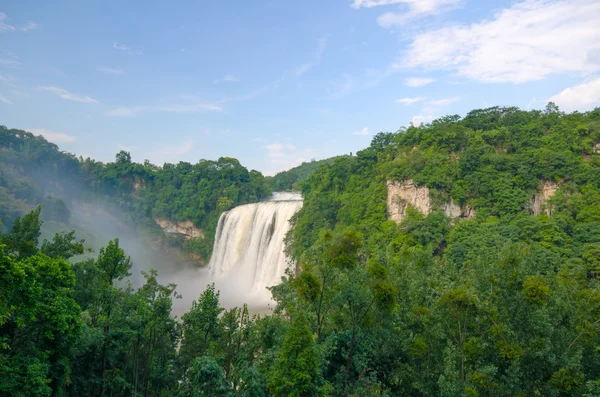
207,192,303,305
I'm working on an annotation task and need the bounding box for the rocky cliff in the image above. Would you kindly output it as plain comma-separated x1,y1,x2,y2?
387,180,474,223
155,218,204,240
529,181,559,216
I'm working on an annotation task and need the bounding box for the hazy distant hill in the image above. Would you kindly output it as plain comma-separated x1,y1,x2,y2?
268,156,347,191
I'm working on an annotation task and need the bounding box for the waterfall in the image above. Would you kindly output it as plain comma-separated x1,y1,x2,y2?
207,192,303,303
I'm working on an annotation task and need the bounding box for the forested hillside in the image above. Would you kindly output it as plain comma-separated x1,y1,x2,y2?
2,104,600,396
0,127,271,260
268,156,344,191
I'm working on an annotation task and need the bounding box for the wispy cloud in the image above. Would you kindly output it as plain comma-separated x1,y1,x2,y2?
39,86,99,103
404,77,435,87
262,142,313,175
106,103,222,117
0,13,38,33
0,51,19,68
396,96,426,105
147,139,193,165
408,96,461,126
214,74,240,83
403,0,600,83
411,114,435,125
327,74,355,99
21,22,37,32
296,36,328,76
0,94,11,104
547,76,600,112
29,128,76,143
428,96,460,106
96,66,124,75
352,127,370,136
0,12,14,32
113,42,142,55
0,74,17,87
351,0,462,27
223,74,239,82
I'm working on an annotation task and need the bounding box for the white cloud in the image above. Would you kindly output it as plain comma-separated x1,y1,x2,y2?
411,114,435,125
0,12,14,32
428,96,460,106
547,76,600,112
396,96,426,104
40,86,98,103
253,137,265,142
353,127,369,136
21,22,37,32
113,42,142,55
222,74,239,82
0,94,11,104
403,0,600,83
96,67,124,75
351,0,462,27
405,77,435,87
29,128,76,143
106,103,222,116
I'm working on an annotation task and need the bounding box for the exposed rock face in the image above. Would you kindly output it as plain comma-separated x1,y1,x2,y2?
443,199,475,220
387,180,431,224
155,218,204,240
529,181,559,216
595,142,600,154
387,180,475,223
443,200,462,218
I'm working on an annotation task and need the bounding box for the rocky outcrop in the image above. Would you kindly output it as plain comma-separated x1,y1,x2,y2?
529,181,559,216
387,180,475,223
443,199,475,220
595,142,600,154
155,218,204,240
387,180,431,224
443,200,462,218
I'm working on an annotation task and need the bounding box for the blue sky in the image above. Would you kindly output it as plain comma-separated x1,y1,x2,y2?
1,0,599,175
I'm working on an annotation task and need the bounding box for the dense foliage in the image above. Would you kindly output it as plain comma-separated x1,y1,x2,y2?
2,104,600,396
0,126,271,260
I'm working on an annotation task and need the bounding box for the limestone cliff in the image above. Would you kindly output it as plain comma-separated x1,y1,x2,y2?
529,181,559,216
387,180,475,223
386,179,431,224
155,218,204,240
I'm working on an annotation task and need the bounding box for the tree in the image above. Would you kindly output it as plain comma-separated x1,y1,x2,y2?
0,249,82,395
95,239,132,397
0,206,42,259
40,230,85,260
178,356,231,397
179,284,224,373
268,312,322,397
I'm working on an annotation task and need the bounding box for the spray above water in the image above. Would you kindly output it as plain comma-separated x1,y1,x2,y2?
207,192,303,308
